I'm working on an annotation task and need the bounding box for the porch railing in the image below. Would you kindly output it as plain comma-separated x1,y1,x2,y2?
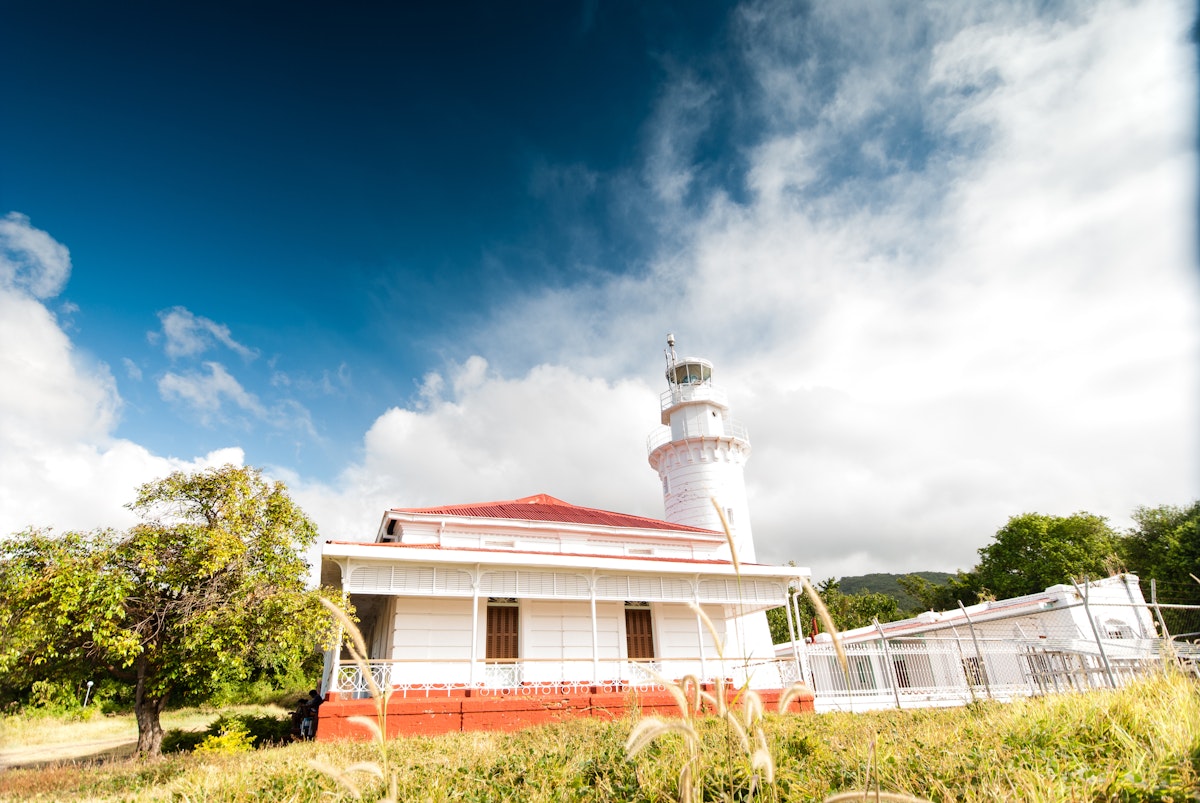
333,655,800,699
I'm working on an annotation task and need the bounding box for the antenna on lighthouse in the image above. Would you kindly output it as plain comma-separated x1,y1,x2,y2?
664,333,678,378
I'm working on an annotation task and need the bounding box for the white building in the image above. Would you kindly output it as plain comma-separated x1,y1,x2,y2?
317,339,810,733
778,574,1173,711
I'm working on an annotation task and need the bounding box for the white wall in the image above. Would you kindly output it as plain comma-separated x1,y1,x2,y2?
388,597,474,685
517,599,622,683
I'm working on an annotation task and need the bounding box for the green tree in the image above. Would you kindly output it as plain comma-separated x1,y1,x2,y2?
898,571,981,612
973,512,1118,600
1120,501,1200,606
767,579,904,643
0,465,339,755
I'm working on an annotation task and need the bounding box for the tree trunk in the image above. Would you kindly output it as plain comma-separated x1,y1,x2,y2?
133,656,168,756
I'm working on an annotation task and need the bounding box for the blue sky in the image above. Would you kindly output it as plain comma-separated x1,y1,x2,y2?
2,0,1197,579
2,1,722,468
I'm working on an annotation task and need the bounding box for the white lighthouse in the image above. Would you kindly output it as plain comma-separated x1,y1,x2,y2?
647,334,777,661
647,334,757,562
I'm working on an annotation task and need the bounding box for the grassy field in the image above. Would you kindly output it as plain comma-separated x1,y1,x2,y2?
0,705,287,751
1,672,1196,802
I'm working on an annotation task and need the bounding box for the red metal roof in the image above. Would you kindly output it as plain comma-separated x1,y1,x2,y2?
391,494,720,535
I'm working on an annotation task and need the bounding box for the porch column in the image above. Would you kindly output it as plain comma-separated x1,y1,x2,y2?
693,576,707,681
590,571,600,684
785,583,801,680
792,588,812,690
328,561,347,697
469,564,481,686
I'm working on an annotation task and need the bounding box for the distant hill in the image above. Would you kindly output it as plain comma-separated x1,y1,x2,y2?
836,571,954,612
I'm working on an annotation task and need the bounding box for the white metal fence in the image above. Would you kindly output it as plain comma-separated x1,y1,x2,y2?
799,596,1200,712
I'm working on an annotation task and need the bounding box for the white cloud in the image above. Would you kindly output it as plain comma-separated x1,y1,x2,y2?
156,306,258,361
122,357,143,381
0,225,245,537
0,212,72,299
158,361,319,442
4,1,1195,594
289,358,663,544
404,0,1198,579
645,71,715,205
693,1,1196,576
159,361,266,419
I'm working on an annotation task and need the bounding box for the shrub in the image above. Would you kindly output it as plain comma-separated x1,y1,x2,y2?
163,711,293,754
194,720,255,754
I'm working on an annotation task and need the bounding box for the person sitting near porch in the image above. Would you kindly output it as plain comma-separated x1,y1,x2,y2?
290,698,309,741
302,689,324,739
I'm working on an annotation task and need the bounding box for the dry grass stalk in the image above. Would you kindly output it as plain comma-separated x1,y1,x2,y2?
802,576,849,676
310,598,398,802
623,500,795,802
821,794,935,803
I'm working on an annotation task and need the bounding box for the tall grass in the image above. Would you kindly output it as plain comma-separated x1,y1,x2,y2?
0,704,285,750
2,671,1196,801
622,501,919,803
6,523,1197,801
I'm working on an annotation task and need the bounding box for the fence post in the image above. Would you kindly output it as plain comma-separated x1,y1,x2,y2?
873,618,903,709
1072,579,1117,688
957,601,993,701
1150,578,1173,641
949,626,978,704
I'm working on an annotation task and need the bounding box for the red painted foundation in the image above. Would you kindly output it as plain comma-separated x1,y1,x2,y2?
315,684,815,740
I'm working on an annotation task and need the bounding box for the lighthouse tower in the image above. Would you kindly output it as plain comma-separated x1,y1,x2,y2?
648,334,758,563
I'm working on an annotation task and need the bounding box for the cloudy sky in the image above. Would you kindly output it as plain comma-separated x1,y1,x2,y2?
1,0,1196,580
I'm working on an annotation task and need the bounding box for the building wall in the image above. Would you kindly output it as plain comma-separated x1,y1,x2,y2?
519,599,621,683
388,597,475,686
374,596,744,682
651,439,755,561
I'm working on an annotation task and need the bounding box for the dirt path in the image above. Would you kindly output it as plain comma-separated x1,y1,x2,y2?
0,737,138,770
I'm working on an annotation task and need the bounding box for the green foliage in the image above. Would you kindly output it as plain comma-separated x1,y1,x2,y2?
838,572,952,611
891,512,1122,610
194,719,256,754
0,464,343,755
28,680,83,714
768,579,907,642
974,512,1118,599
898,571,982,612
164,712,293,753
1121,501,1200,606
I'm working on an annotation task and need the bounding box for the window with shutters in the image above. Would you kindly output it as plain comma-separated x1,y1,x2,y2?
624,603,655,661
485,598,519,661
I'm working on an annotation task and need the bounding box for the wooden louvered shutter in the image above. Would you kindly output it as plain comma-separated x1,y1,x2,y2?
486,604,519,661
625,607,655,661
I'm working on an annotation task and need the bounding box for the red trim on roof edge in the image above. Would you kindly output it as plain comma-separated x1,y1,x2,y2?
323,540,779,568
388,494,720,535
